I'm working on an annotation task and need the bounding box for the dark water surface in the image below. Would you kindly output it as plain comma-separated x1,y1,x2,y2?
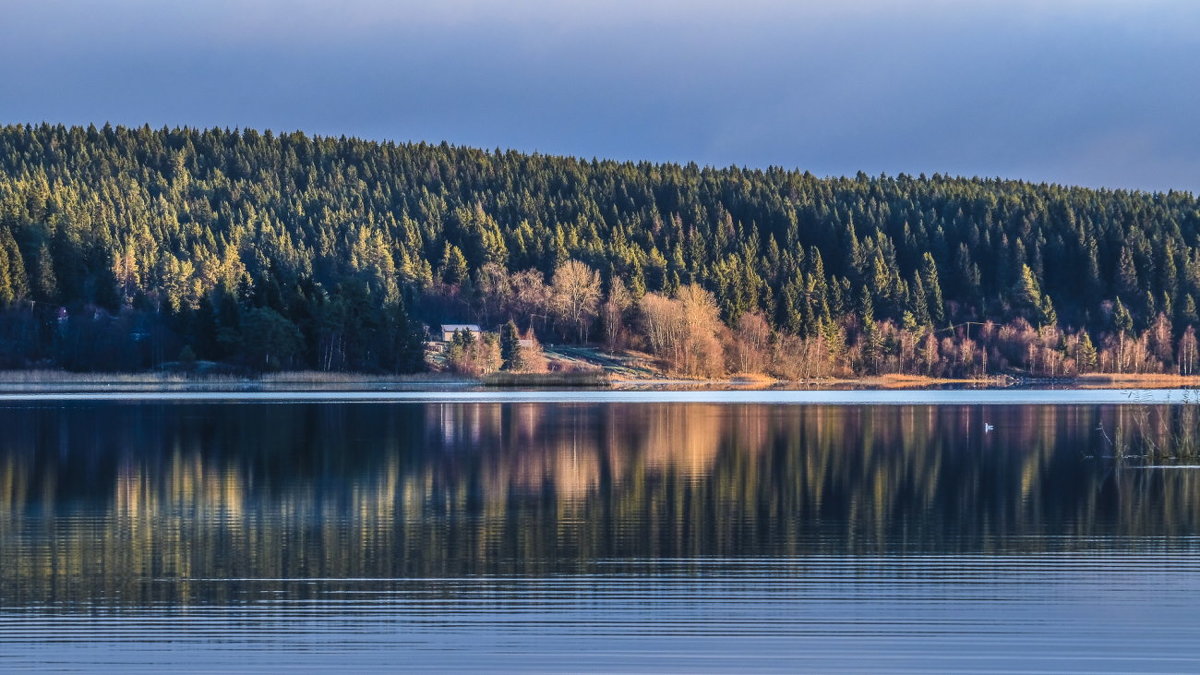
2,398,1199,672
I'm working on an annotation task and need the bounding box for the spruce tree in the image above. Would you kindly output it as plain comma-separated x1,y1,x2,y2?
1182,295,1199,327
920,252,945,325
1078,332,1098,372
1113,299,1133,336
0,243,12,306
908,270,931,327
1039,294,1058,328
440,244,470,285
34,244,57,303
857,285,881,374
500,320,523,371
1117,246,1139,300
0,229,27,303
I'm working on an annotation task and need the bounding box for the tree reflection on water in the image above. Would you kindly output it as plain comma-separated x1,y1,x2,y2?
1,401,1199,605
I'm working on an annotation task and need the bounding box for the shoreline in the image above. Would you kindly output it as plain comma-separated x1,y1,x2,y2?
0,388,1195,405
1,369,1199,393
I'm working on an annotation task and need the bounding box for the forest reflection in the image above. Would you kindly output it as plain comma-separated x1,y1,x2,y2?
2,402,1199,605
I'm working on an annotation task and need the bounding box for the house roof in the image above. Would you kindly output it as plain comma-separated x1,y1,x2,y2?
441,324,481,332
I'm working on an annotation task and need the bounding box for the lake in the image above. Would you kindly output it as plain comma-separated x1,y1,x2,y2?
2,393,1199,672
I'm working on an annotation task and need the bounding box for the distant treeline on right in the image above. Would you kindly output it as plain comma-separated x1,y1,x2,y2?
0,123,1198,377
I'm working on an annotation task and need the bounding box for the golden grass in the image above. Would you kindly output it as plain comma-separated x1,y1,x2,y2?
819,373,1010,389
1073,373,1200,388
608,372,1011,390
727,372,779,383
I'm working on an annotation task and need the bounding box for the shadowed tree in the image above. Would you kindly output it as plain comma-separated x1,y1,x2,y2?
500,319,523,371
241,307,304,371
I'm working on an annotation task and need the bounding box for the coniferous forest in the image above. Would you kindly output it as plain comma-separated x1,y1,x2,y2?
1,122,1198,377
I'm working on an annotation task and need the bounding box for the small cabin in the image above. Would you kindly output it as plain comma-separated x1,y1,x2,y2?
440,323,482,342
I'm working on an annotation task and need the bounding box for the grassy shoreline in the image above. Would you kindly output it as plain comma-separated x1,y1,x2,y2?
1,368,1198,391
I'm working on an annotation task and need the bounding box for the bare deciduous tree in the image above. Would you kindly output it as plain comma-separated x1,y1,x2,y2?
730,311,771,374
510,269,551,334
551,260,601,343
639,292,683,359
602,277,633,352
638,284,724,377
519,328,549,373
1179,326,1198,375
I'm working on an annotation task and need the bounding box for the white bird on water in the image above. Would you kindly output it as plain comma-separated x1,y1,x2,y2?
984,423,995,433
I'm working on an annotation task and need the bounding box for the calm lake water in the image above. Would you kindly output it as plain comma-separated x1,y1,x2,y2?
2,394,1200,672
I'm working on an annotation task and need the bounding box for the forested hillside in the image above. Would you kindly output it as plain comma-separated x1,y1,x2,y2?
1,122,1198,376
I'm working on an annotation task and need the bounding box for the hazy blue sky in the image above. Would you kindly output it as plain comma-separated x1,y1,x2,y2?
2,1,1197,191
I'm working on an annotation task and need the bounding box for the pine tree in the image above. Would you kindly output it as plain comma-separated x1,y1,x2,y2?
192,296,219,359
0,242,12,306
34,244,57,303
857,285,881,374
857,284,875,326
0,229,27,304
500,319,523,371
241,306,303,371
908,270,931,327
920,252,945,325
1039,294,1058,328
215,285,243,359
1078,331,1098,372
452,327,476,350
1113,298,1133,336
1117,246,1139,300
440,243,470,285
1183,295,1200,328
628,260,647,299
1015,264,1054,325
392,299,427,373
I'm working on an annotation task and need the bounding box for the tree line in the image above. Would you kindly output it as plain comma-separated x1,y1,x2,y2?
0,122,1198,376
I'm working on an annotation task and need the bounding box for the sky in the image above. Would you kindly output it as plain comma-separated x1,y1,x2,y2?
1,0,1198,192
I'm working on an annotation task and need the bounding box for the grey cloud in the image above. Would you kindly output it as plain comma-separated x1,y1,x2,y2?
0,0,1196,191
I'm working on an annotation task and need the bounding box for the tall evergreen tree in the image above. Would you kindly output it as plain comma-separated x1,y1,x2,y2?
920,252,945,325
500,320,523,371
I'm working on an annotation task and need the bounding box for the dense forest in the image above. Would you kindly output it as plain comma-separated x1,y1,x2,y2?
0,122,1198,377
